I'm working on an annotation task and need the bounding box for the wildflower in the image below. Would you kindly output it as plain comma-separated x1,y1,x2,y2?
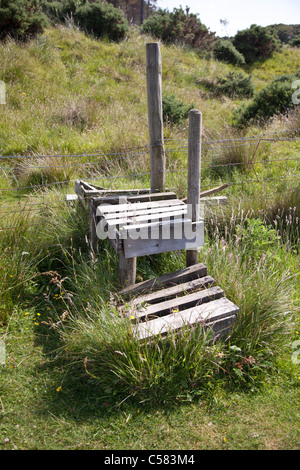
37,313,41,316
130,315,135,320
24,312,29,316
56,386,61,392
34,322,39,326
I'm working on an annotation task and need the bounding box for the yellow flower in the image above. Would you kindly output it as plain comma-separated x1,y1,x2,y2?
34,322,39,326
56,386,61,392
24,312,29,316
130,315,135,319
37,313,41,316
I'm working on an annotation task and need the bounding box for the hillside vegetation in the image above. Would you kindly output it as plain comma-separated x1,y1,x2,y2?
1,24,300,156
0,24,299,450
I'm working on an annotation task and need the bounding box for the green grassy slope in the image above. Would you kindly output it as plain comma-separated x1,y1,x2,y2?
1,25,299,156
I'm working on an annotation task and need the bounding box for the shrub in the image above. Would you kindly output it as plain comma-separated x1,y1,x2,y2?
290,36,300,47
213,39,245,66
141,7,215,52
232,24,281,63
215,72,254,99
0,0,48,41
162,93,195,124
74,1,128,41
42,0,129,41
233,73,300,127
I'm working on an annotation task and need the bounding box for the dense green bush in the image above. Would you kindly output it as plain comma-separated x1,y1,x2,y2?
141,7,215,52
213,39,245,66
0,0,48,40
216,72,254,99
74,1,128,41
233,24,281,63
290,36,300,47
162,93,195,124
42,0,128,41
233,73,299,127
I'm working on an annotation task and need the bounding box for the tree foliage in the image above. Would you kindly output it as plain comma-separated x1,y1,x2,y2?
141,7,216,52
0,0,48,40
213,39,245,66
233,73,300,127
232,24,281,63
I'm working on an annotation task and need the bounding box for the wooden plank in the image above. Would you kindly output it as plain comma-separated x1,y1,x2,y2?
133,297,239,340
122,220,204,258
96,198,184,215
207,314,236,337
105,208,187,229
103,204,186,221
129,286,224,320
119,263,208,297
65,194,78,201
125,275,216,308
98,192,177,205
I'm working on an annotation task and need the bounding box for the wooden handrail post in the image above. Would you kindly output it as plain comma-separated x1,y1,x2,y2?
186,109,202,267
146,42,165,193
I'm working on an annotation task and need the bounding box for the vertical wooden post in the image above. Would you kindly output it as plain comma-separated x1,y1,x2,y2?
186,109,202,267
146,43,165,193
89,199,98,254
118,252,137,288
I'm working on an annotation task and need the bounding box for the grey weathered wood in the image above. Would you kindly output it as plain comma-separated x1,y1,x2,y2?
186,109,202,267
99,191,176,205
65,194,78,201
118,251,136,288
146,43,165,193
129,285,224,320
122,220,204,258
124,275,216,309
106,209,187,229
133,297,239,340
89,200,98,253
119,263,208,297
103,203,186,221
96,198,184,216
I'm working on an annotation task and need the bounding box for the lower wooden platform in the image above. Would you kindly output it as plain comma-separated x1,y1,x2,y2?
119,263,239,341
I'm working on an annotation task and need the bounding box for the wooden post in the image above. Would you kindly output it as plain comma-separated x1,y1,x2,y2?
186,109,202,267
89,199,98,253
118,252,137,288
146,43,165,193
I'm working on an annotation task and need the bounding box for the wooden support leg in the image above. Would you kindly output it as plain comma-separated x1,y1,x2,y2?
118,252,136,288
89,201,98,254
186,248,199,267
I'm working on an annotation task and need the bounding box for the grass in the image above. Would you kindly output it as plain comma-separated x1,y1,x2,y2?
0,24,300,450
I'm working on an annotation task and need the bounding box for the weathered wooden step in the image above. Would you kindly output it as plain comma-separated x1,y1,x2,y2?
119,263,207,298
129,285,224,321
133,297,239,341
124,275,216,308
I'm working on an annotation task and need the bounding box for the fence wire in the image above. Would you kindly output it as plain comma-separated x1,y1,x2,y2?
0,128,299,231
